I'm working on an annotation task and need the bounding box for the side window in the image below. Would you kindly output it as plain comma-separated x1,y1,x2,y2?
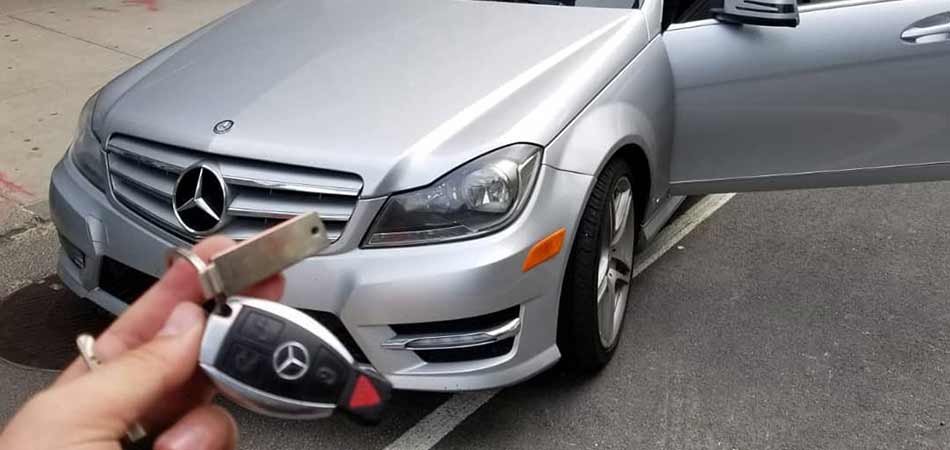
662,0,715,30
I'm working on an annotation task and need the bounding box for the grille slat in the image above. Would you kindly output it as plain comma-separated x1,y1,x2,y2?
106,135,361,243
223,217,344,241
112,177,178,228
109,158,176,200
229,187,354,221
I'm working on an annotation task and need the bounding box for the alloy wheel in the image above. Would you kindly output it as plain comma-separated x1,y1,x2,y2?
595,176,634,348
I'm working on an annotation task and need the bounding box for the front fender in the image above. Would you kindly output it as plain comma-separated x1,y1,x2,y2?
542,37,675,218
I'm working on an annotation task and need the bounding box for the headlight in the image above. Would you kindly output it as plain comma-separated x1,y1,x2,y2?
364,144,542,247
69,92,107,190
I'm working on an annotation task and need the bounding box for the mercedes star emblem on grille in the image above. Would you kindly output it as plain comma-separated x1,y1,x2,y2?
172,163,230,234
273,341,310,381
213,120,234,134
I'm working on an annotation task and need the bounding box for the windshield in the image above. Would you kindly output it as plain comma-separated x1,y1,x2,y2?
483,0,639,8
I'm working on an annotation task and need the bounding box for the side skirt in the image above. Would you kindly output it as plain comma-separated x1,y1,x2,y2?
636,195,687,253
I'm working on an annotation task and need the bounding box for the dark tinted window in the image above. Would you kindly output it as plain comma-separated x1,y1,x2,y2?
665,0,715,28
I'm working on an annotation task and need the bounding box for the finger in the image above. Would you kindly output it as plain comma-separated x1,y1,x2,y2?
138,370,216,432
59,235,284,383
57,236,233,382
244,271,286,302
154,405,238,450
52,302,206,437
100,235,285,352
100,236,236,351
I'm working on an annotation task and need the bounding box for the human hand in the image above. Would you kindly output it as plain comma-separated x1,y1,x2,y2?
0,236,285,450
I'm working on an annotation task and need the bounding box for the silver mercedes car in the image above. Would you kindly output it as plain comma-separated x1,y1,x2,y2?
50,0,950,390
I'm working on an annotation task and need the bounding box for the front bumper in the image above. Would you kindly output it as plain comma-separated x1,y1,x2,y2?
50,155,593,391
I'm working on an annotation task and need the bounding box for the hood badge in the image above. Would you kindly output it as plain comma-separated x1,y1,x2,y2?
213,120,234,135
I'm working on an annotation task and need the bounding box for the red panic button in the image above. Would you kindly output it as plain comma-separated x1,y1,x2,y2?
348,375,382,409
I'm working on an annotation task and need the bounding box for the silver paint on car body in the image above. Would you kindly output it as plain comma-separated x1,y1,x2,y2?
667,0,950,194
94,0,648,197
52,154,591,390
51,0,950,391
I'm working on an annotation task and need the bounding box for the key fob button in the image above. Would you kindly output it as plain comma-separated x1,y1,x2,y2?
242,311,284,344
311,348,347,389
314,366,338,386
229,344,264,375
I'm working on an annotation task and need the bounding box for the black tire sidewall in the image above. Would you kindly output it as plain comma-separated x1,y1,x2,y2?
557,158,636,371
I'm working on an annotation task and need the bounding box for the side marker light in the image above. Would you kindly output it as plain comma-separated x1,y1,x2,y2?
522,228,566,272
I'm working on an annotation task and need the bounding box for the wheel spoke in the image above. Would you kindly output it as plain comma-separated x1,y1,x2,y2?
597,269,611,306
598,270,615,344
610,182,632,245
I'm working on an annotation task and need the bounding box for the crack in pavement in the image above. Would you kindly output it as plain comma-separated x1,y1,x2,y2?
6,14,145,60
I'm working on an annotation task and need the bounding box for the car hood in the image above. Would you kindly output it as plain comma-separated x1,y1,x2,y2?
100,0,648,197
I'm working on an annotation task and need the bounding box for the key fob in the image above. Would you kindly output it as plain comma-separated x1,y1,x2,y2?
199,297,392,423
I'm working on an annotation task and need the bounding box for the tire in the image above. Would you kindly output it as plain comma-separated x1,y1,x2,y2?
557,158,638,372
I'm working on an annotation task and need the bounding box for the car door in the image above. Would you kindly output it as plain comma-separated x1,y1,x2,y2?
663,0,950,194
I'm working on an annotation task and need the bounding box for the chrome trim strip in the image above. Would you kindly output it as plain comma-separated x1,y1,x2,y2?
225,175,361,197
108,143,183,173
227,206,352,222
381,318,521,351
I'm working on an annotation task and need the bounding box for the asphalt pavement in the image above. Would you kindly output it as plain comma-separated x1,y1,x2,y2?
435,182,950,450
4,182,950,449
4,1,950,448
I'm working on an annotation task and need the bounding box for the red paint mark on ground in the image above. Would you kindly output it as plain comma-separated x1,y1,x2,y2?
123,0,159,11
0,171,32,199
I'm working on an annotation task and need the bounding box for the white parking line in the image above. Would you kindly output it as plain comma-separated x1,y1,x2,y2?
631,193,735,277
384,193,736,450
383,390,499,450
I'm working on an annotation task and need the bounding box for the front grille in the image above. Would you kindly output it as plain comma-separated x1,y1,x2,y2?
105,134,362,242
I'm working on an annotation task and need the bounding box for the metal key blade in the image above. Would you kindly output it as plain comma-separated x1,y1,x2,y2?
209,213,330,297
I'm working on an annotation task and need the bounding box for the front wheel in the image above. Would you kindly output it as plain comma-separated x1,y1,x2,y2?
557,158,637,372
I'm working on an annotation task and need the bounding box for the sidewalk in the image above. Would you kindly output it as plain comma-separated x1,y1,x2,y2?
0,0,247,222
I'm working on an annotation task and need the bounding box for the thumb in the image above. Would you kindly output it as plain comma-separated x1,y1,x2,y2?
59,302,207,436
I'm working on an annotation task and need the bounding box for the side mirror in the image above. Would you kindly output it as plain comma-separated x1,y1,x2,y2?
711,0,799,28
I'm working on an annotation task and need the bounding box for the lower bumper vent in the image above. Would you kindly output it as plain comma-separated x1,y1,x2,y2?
99,257,158,304
385,306,521,363
301,310,369,364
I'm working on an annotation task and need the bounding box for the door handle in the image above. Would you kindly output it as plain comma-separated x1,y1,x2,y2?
902,13,950,44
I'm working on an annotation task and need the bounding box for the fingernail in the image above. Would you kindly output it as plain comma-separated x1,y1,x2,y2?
156,424,204,450
158,303,203,337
